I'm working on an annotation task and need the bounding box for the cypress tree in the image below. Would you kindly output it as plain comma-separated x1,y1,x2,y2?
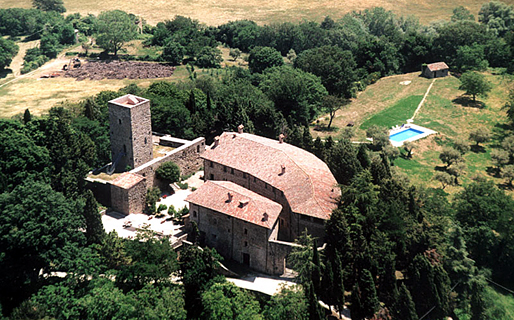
311,238,321,295
470,281,486,320
313,136,325,160
359,269,379,319
306,281,323,320
23,109,32,124
302,126,314,151
351,283,365,320
83,189,105,244
356,143,371,169
392,283,417,320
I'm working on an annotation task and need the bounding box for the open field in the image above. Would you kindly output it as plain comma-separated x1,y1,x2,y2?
314,70,514,194
3,0,514,26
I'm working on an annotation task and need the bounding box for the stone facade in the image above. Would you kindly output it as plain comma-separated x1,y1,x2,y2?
110,172,147,215
109,95,153,172
422,62,449,79
132,137,205,191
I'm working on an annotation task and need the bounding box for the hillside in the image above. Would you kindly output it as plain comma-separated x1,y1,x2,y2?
3,0,514,26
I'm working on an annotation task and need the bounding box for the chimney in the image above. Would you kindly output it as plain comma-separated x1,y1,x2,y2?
279,134,285,143
280,164,286,175
227,192,233,202
238,124,244,134
239,199,249,207
262,212,268,222
214,136,220,147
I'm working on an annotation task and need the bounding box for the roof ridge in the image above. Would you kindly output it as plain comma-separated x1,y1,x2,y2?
240,134,321,213
210,180,261,211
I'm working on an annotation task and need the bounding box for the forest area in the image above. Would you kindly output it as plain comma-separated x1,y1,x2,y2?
2,0,514,319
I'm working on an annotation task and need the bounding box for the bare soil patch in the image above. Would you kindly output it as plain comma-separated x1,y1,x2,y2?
64,60,176,81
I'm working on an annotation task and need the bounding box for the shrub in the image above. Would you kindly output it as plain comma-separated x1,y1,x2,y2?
177,182,188,190
157,204,167,212
156,161,180,183
145,187,161,214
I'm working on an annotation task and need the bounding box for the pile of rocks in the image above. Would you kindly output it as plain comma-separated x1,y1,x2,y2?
64,60,176,81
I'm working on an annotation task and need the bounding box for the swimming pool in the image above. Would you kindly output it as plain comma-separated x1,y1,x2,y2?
390,128,424,142
388,125,437,147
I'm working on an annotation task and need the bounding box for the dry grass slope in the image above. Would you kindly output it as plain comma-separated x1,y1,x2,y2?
4,0,514,26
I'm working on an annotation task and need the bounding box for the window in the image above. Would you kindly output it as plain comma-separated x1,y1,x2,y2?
244,228,248,235
212,234,217,240
210,161,213,168
244,241,248,247
253,177,256,183
210,174,214,180
228,229,230,233
231,168,234,175
243,173,246,179
223,166,227,173
193,211,197,217
123,145,127,153
265,183,268,189
144,137,147,144
197,145,200,153
118,119,121,125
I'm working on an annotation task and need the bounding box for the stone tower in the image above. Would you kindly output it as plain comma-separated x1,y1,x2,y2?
108,94,153,173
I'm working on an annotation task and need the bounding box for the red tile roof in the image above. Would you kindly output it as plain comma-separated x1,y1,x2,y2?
111,172,145,189
201,132,340,220
427,62,449,72
185,181,282,229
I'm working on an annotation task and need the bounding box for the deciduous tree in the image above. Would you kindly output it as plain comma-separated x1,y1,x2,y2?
459,71,492,102
32,0,66,13
96,10,138,56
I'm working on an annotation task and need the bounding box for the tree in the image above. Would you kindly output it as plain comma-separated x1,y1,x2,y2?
391,283,417,320
433,171,454,189
23,109,32,124
455,44,488,72
161,40,185,65
478,1,514,36
359,269,379,319
156,161,181,184
501,164,514,186
502,89,514,124
96,10,138,56
491,148,509,170
195,46,223,68
289,230,318,285
325,138,362,185
248,46,284,73
145,187,161,214
452,6,475,21
403,141,415,158
229,48,242,61
459,71,492,102
0,38,18,71
322,95,347,129
366,125,391,151
201,282,262,320
32,0,66,12
447,161,466,185
469,127,491,147
295,46,356,98
453,137,470,154
264,285,308,320
83,189,105,245
439,147,462,167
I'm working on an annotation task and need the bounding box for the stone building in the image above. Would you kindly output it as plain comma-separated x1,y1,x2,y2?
108,95,153,172
87,94,205,215
185,126,340,274
186,180,287,274
422,62,449,78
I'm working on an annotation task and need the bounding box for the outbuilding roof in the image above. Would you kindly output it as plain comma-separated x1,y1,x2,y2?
111,172,145,189
427,62,449,72
186,180,282,229
201,132,340,220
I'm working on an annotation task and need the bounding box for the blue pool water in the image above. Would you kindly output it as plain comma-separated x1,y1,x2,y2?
389,128,424,142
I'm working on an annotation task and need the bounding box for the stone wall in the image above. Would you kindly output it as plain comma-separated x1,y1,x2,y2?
203,159,293,240
190,203,286,275
110,177,147,215
132,137,205,190
85,178,111,207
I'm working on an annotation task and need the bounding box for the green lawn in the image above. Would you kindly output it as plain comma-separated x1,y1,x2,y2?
360,95,423,130
455,285,514,320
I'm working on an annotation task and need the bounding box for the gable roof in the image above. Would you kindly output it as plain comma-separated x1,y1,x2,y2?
201,132,340,220
185,180,282,229
427,62,449,72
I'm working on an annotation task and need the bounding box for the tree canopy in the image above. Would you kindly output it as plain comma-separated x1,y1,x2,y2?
96,10,138,56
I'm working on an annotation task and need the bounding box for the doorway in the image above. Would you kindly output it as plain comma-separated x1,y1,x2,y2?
242,253,250,266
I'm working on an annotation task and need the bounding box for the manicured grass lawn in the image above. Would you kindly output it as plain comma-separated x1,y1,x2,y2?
360,95,423,130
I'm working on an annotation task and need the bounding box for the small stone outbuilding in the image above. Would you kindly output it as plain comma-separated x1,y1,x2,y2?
422,62,449,78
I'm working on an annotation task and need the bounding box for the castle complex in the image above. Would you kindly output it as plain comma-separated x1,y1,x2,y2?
90,94,340,275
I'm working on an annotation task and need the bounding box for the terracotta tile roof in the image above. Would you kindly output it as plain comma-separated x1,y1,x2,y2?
201,132,340,220
111,172,145,189
185,181,282,229
427,62,449,72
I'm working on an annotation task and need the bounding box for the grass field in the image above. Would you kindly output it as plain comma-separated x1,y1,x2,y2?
360,95,423,130
3,0,514,26
313,70,514,194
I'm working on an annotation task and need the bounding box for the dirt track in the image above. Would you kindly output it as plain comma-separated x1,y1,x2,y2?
64,60,176,81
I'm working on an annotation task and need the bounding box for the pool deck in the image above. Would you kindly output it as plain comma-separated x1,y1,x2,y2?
389,123,437,147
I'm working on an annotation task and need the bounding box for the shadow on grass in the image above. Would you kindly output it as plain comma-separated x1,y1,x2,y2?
434,165,447,172
498,181,513,191
452,96,486,109
0,69,12,79
486,166,500,177
313,125,339,132
470,145,487,153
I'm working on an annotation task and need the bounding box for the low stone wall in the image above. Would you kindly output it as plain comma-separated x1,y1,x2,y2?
86,178,112,207
131,137,206,190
